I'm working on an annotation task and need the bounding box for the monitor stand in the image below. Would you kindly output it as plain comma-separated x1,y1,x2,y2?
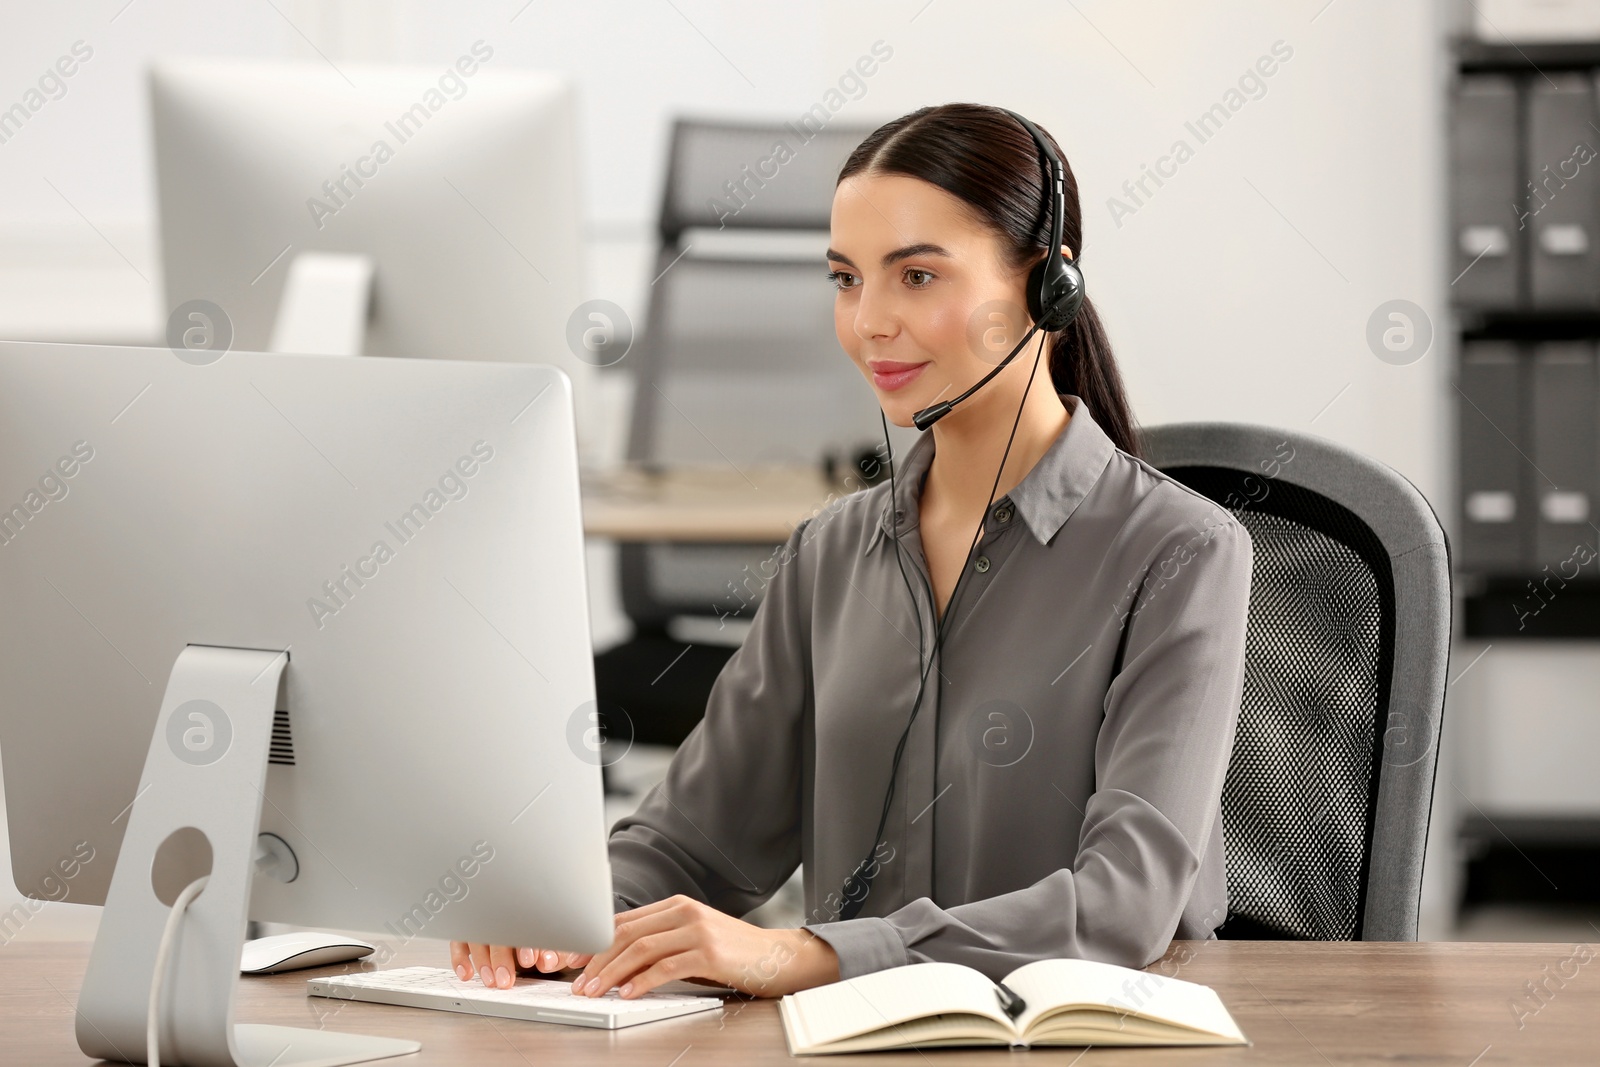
269,252,374,357
75,644,419,1066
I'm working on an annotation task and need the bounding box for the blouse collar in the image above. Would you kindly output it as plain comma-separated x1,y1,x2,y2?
867,393,1118,554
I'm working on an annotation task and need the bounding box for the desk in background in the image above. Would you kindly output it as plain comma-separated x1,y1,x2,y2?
580,464,857,543
4,939,1592,1064
579,463,863,748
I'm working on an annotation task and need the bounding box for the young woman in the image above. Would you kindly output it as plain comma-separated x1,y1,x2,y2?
453,103,1254,999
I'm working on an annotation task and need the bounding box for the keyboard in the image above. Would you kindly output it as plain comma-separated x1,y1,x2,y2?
306,966,724,1030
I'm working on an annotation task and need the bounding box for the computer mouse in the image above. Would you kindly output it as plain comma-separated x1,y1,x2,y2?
240,931,376,974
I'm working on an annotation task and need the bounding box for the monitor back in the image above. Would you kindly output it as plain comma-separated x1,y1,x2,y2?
0,341,613,952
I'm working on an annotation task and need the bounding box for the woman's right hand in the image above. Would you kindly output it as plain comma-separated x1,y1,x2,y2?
450,941,594,989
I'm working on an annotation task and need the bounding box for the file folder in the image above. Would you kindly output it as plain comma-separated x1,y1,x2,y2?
1529,341,1598,568
1457,341,1527,572
1451,76,1522,308
1527,75,1600,308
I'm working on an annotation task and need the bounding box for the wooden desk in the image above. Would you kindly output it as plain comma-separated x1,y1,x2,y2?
4,939,1594,1064
581,465,860,543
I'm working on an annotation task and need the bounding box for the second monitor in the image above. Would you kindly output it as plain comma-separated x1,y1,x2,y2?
149,55,600,450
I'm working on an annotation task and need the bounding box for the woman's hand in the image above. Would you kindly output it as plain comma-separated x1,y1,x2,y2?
571,895,840,999
449,942,594,990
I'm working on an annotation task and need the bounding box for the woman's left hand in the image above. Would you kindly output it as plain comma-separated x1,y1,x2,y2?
571,895,839,999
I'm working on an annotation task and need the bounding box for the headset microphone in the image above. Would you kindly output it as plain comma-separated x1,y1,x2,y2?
910,318,1045,430
910,109,1086,432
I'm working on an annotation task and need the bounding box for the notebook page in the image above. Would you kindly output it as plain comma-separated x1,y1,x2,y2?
783,962,1013,1047
1003,958,1245,1041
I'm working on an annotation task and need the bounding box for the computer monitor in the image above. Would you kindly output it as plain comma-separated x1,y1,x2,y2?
149,57,602,460
0,340,613,1065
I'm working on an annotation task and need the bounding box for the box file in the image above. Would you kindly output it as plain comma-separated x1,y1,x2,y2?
1527,75,1600,307
1458,341,1528,572
1529,341,1598,568
1451,76,1522,308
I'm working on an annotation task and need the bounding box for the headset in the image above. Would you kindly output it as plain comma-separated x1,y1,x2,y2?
836,108,1086,921
910,109,1086,431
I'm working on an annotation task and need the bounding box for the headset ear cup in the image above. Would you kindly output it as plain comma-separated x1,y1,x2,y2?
1048,258,1086,331
1025,257,1050,325
1030,254,1085,333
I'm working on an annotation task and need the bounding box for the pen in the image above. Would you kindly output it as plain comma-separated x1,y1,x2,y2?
994,981,1026,1020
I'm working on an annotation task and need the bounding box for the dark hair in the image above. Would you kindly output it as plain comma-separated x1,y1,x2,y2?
836,103,1142,458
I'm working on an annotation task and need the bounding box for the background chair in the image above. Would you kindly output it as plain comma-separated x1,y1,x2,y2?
594,117,901,749
1144,422,1452,940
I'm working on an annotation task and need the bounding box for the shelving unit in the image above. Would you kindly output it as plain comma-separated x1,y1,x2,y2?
1447,36,1600,912
1449,37,1600,638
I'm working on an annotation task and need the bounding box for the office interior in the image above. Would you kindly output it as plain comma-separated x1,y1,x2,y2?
2,0,1598,1047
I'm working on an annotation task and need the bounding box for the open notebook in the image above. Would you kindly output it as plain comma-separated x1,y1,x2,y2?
779,958,1249,1054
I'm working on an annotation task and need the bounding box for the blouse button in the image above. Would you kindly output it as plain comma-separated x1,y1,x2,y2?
974,555,991,573
993,505,1013,524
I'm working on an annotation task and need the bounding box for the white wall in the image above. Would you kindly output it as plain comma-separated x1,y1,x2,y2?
0,1,1460,938
820,1,1446,495
1,1,1448,497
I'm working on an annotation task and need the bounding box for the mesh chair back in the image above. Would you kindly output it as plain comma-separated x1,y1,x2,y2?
659,119,876,241
1144,423,1450,940
627,256,885,467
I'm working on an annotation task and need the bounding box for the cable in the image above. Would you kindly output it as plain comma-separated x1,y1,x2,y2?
148,874,209,1067
839,329,1050,919
837,411,934,919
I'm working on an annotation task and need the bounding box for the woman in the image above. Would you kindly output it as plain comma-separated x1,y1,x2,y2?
453,102,1253,999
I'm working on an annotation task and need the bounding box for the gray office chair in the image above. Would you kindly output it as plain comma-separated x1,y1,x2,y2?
1144,422,1451,940
595,118,890,747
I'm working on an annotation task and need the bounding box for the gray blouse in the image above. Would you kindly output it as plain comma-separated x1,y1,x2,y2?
607,393,1255,982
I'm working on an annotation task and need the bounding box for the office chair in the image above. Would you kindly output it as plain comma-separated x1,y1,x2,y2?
1144,422,1452,940
594,118,888,749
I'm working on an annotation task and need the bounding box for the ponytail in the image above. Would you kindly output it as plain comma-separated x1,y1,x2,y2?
1049,292,1143,459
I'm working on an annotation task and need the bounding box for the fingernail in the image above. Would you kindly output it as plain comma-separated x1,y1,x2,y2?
496,966,512,988
479,966,493,986
518,948,534,968
455,965,468,981
619,983,633,998
541,950,557,970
